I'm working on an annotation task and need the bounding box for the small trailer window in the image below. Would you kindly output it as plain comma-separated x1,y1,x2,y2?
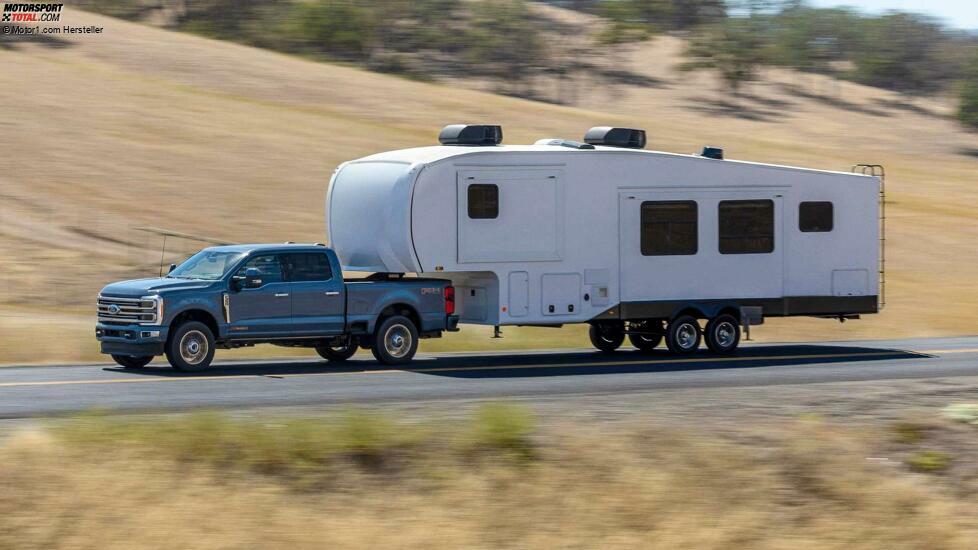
719,200,774,254
468,184,499,219
641,201,698,256
799,201,833,232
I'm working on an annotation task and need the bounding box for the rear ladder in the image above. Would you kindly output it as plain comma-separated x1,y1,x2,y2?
851,164,885,310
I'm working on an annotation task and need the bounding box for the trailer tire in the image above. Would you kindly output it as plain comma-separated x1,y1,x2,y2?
165,321,216,372
705,314,740,354
628,333,662,352
589,323,625,353
371,315,419,365
666,315,701,354
111,355,153,369
316,336,358,362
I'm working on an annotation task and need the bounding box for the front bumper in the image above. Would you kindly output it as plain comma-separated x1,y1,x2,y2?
96,323,168,356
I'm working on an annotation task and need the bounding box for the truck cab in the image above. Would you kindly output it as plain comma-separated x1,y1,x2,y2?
96,244,458,371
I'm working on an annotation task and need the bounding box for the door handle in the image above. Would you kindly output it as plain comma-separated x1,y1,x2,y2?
325,291,340,296
275,293,289,297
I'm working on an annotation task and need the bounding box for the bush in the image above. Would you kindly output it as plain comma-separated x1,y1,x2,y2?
907,450,951,473
468,403,536,459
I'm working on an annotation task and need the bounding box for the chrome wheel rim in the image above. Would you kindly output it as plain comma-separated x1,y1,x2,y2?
715,321,736,348
384,324,412,358
677,323,698,349
179,330,208,365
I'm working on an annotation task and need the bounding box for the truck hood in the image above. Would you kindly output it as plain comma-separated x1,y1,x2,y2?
100,278,219,297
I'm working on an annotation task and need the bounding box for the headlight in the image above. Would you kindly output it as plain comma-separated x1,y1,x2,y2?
139,295,164,325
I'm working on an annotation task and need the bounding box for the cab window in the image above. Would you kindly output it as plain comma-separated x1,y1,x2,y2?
285,253,333,282
238,255,285,284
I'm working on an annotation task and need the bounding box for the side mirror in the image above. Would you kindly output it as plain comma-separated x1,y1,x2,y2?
168,263,177,274
244,268,264,289
231,268,263,291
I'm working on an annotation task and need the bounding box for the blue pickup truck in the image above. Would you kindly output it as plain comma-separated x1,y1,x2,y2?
96,243,458,371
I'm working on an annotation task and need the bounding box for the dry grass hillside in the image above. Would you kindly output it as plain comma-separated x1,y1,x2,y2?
1,7,977,362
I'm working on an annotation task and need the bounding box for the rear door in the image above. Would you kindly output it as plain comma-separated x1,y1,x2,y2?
619,189,784,303
227,254,292,336
284,252,345,334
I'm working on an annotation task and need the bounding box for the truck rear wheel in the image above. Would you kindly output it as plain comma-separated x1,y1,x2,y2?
665,315,701,354
316,336,358,362
112,355,153,369
371,315,419,365
705,314,740,354
165,321,215,372
589,323,625,353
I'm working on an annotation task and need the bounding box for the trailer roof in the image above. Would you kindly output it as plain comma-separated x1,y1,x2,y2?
347,144,873,179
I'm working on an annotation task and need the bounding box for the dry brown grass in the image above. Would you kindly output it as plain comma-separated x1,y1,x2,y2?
2,8,977,363
1,407,976,549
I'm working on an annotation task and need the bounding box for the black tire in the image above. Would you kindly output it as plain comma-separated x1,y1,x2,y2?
165,321,216,372
316,336,358,362
705,314,741,354
111,354,153,369
628,333,662,352
665,315,701,354
371,315,419,365
589,323,625,353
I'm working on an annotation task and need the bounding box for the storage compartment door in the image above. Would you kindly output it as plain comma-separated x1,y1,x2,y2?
508,271,529,317
541,273,581,316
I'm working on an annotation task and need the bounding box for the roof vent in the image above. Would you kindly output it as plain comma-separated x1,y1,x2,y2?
583,127,646,149
534,138,595,150
438,124,503,146
701,146,724,160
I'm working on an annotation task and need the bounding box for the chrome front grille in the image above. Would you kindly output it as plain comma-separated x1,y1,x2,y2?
97,295,160,325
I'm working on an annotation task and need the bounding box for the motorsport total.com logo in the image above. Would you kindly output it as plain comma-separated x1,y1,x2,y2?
2,3,63,22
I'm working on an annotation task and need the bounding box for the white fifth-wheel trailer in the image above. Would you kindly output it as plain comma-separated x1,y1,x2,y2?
325,125,884,354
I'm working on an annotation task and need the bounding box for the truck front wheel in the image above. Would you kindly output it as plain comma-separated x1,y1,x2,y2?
165,321,216,372
112,355,153,369
371,315,419,365
316,335,358,362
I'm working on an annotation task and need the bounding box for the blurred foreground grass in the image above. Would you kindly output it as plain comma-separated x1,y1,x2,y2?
1,405,977,549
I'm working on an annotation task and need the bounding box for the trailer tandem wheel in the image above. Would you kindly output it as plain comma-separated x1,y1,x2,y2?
665,316,701,354
589,323,625,353
705,314,741,354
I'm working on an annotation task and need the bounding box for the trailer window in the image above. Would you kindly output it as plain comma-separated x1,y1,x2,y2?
799,201,833,232
641,201,698,256
285,253,333,282
718,200,774,254
468,184,498,219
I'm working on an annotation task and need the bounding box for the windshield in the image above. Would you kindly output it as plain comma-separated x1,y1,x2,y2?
167,250,244,280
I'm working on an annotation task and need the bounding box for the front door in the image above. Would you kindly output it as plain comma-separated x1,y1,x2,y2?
227,254,292,337
619,189,785,304
284,252,346,334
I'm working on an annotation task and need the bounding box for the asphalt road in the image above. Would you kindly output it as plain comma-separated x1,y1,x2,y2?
1,336,977,418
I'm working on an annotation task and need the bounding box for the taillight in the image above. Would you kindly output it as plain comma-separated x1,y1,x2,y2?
445,285,455,315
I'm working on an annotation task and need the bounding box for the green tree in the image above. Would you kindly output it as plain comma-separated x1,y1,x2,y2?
291,0,376,61
767,5,862,75
680,17,768,95
959,50,978,130
596,0,726,43
848,13,951,96
463,0,545,96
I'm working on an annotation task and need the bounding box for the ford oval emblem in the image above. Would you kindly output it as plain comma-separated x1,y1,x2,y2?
107,304,121,315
